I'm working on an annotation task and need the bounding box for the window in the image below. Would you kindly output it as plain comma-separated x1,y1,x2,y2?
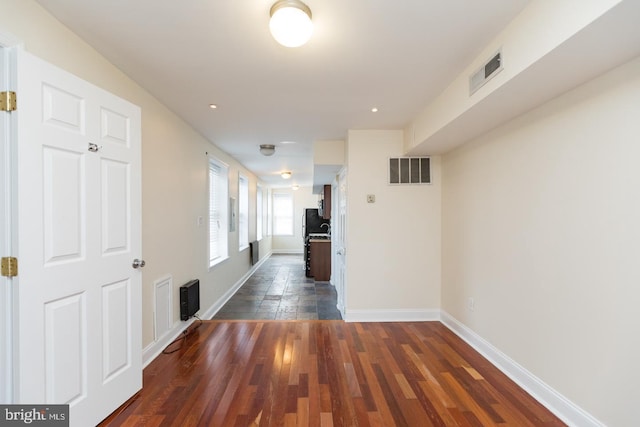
273,192,293,236
267,188,273,236
209,157,228,267
256,185,263,240
238,174,249,250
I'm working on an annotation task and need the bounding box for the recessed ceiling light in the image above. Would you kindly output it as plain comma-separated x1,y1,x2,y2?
281,171,292,179
292,184,300,190
209,104,218,109
280,141,297,144
371,107,379,113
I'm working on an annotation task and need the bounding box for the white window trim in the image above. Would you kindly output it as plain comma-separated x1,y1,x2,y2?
267,188,273,236
256,185,263,241
209,156,229,269
272,191,294,236
238,173,249,251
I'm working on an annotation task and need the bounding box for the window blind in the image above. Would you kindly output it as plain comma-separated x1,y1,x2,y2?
256,186,263,240
239,175,249,249
209,158,228,266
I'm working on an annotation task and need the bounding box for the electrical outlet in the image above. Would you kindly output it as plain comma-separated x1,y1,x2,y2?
197,216,204,227
366,194,376,203
467,297,475,311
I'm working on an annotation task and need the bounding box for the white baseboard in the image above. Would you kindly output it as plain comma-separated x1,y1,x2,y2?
344,308,440,322
440,311,604,427
142,252,272,367
336,302,345,318
200,251,272,319
271,249,303,255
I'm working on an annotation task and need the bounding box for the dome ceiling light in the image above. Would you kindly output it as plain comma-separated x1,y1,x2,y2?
281,171,292,179
269,0,313,48
259,144,276,156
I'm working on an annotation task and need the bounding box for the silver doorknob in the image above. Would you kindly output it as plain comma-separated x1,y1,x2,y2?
132,258,146,269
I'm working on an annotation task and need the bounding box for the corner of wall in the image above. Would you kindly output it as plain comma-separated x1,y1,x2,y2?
440,311,605,427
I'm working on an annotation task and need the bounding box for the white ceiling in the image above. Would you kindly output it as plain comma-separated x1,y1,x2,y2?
35,0,530,189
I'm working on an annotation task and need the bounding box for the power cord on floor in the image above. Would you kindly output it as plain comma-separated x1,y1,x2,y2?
162,314,203,354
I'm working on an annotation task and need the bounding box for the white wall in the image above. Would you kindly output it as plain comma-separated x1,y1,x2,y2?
441,56,640,426
271,186,319,254
405,0,623,153
345,130,441,319
0,0,271,349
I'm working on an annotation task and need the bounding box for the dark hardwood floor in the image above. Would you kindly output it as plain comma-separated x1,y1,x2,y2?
100,321,565,426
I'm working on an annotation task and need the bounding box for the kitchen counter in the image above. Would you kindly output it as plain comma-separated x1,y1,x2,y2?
308,232,330,241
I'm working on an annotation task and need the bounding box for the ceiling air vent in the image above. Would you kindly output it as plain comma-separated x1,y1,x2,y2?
389,157,431,185
469,49,502,95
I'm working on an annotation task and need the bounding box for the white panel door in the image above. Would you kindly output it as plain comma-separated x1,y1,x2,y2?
15,49,142,427
334,169,347,314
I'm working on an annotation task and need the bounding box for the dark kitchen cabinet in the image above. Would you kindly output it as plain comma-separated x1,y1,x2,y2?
309,240,331,281
322,185,331,219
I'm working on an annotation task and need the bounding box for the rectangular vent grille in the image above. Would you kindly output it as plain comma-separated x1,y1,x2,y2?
469,50,502,95
389,157,430,185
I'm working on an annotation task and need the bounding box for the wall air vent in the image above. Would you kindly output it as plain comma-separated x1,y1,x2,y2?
389,157,431,185
469,49,503,95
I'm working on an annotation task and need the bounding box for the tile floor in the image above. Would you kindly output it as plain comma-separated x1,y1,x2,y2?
212,254,342,320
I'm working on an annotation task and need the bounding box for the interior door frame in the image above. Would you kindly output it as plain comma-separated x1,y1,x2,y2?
0,30,21,404
334,167,347,316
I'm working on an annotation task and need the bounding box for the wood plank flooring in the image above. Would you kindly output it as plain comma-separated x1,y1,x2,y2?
100,321,565,426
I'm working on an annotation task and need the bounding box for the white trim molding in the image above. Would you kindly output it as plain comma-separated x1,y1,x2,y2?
344,308,440,323
200,251,271,319
271,249,303,255
440,311,604,427
142,317,197,368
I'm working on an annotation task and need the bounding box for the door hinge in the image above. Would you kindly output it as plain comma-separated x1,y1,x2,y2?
1,257,18,277
0,91,17,112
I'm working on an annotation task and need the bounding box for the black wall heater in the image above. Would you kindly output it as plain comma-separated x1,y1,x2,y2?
180,279,200,321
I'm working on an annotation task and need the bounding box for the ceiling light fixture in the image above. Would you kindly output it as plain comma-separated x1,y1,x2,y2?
269,0,313,48
209,104,218,109
281,171,292,179
292,184,300,190
259,144,276,156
